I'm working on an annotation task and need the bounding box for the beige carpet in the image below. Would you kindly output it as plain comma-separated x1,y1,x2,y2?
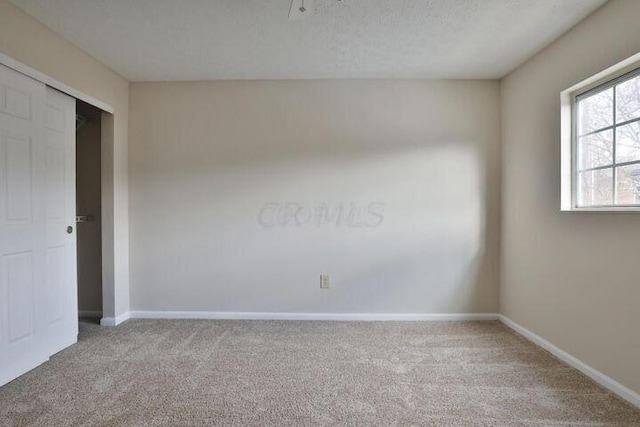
0,320,638,426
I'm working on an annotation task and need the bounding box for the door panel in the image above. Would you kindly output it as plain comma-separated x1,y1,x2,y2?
0,64,77,386
5,251,34,343
3,85,33,120
0,63,48,386
46,246,65,324
44,87,77,356
5,136,32,221
45,146,65,221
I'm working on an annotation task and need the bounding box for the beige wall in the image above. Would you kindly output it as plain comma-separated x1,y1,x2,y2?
501,0,640,394
129,80,501,313
0,0,130,319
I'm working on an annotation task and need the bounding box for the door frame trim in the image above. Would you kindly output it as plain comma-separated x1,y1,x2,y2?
0,51,114,114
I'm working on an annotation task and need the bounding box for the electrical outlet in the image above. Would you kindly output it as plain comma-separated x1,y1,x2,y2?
320,275,330,289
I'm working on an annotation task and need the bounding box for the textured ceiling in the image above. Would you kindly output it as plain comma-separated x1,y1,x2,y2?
8,0,607,81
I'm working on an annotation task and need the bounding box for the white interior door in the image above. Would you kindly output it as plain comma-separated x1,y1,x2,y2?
0,64,77,386
44,87,77,355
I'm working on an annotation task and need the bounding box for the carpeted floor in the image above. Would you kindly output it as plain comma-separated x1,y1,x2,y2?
0,320,638,426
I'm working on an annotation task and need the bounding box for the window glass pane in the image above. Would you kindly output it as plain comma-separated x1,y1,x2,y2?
615,163,640,205
578,129,613,170
616,74,640,123
578,88,613,135
616,121,640,164
578,168,613,206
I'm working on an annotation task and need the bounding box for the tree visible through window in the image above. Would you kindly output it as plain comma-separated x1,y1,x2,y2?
576,70,640,207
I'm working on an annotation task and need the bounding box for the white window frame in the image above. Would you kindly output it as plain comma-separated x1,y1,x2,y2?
561,51,640,212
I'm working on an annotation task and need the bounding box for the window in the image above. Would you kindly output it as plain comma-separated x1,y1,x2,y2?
561,57,640,211
575,69,640,207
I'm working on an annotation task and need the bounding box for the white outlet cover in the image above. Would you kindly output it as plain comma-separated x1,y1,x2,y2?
320,275,330,288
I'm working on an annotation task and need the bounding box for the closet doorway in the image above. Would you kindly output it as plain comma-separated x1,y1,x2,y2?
76,100,102,321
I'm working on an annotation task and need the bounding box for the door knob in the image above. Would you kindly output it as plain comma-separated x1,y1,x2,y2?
66,226,73,234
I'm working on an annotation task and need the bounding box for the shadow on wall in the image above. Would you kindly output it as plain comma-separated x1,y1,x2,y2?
129,81,499,313
132,139,487,313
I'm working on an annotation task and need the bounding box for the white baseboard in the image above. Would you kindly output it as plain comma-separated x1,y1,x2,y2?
129,311,499,321
100,311,131,327
78,310,102,318
499,315,640,410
